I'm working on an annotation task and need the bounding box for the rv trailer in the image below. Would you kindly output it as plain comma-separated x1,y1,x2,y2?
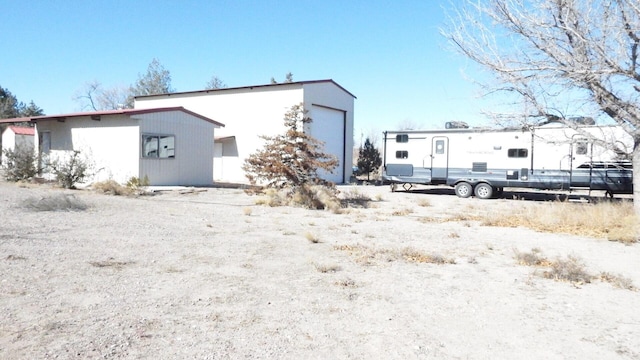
381,122,633,199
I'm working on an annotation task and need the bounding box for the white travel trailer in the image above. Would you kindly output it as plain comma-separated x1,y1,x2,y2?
382,121,633,198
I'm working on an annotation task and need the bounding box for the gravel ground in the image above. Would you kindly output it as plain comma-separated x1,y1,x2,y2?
0,181,639,359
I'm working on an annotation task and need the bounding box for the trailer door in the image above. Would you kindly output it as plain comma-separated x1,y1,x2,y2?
431,136,449,180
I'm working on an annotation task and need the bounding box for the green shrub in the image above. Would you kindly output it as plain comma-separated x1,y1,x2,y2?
2,147,38,181
49,150,93,189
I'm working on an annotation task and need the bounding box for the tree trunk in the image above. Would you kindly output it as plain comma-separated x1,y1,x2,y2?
633,140,640,219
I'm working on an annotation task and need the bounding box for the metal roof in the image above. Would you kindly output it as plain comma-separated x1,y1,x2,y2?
0,107,224,127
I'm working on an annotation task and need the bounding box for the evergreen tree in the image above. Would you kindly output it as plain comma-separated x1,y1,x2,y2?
126,58,174,107
357,138,381,181
243,104,339,209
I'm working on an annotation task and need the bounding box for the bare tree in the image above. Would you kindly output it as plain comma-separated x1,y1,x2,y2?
74,81,129,111
205,76,227,90
443,0,640,215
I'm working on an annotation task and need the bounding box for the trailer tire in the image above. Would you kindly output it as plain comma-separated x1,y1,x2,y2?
474,183,493,199
454,182,473,198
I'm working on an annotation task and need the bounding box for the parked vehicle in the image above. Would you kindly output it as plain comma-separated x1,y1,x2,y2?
381,121,633,198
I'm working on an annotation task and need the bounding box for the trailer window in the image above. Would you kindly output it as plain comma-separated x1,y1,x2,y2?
395,150,408,159
507,148,528,158
142,134,175,158
575,142,588,155
396,134,409,143
435,140,445,154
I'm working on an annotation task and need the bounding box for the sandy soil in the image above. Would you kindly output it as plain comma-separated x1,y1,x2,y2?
1,181,639,359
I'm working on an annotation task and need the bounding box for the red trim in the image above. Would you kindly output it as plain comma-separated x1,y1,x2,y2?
8,126,35,136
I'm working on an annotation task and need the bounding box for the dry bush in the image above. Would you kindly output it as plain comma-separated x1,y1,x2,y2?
92,180,133,196
542,256,593,284
483,201,637,243
598,272,636,291
340,188,372,208
254,185,341,212
243,207,252,216
514,248,554,267
22,194,88,212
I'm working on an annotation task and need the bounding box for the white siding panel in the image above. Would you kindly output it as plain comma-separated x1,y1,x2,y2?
138,110,214,185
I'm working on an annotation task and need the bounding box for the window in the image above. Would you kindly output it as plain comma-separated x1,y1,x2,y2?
507,148,528,158
435,140,445,154
395,150,408,159
142,134,175,158
575,142,588,155
396,134,409,143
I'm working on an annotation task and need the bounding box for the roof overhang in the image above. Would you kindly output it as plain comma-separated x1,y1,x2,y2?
0,107,225,127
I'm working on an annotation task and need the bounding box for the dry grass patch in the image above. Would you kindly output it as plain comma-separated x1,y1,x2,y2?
401,247,456,264
335,244,455,266
313,263,341,273
92,180,134,196
392,208,414,216
483,201,638,243
242,207,252,216
89,258,134,269
6,254,27,261
334,278,358,288
340,188,373,208
597,272,636,291
514,248,636,289
22,194,88,212
416,198,431,207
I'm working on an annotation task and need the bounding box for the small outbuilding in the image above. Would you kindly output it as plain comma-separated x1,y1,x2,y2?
135,79,356,184
1,125,35,164
1,107,223,186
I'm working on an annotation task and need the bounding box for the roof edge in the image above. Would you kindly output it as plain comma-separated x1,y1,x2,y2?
134,79,357,100
1,107,224,127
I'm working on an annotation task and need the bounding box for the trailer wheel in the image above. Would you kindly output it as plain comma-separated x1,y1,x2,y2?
474,183,493,199
454,182,473,198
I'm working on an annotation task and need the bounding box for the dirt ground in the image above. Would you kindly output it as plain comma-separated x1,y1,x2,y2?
1,181,639,359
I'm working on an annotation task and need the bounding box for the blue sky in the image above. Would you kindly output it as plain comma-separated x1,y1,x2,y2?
0,0,492,143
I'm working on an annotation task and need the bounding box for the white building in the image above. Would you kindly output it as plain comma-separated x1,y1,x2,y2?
1,125,35,164
135,79,356,184
2,107,223,186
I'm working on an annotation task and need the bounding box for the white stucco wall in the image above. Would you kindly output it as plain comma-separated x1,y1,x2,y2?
135,81,355,184
33,111,217,186
35,116,140,184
